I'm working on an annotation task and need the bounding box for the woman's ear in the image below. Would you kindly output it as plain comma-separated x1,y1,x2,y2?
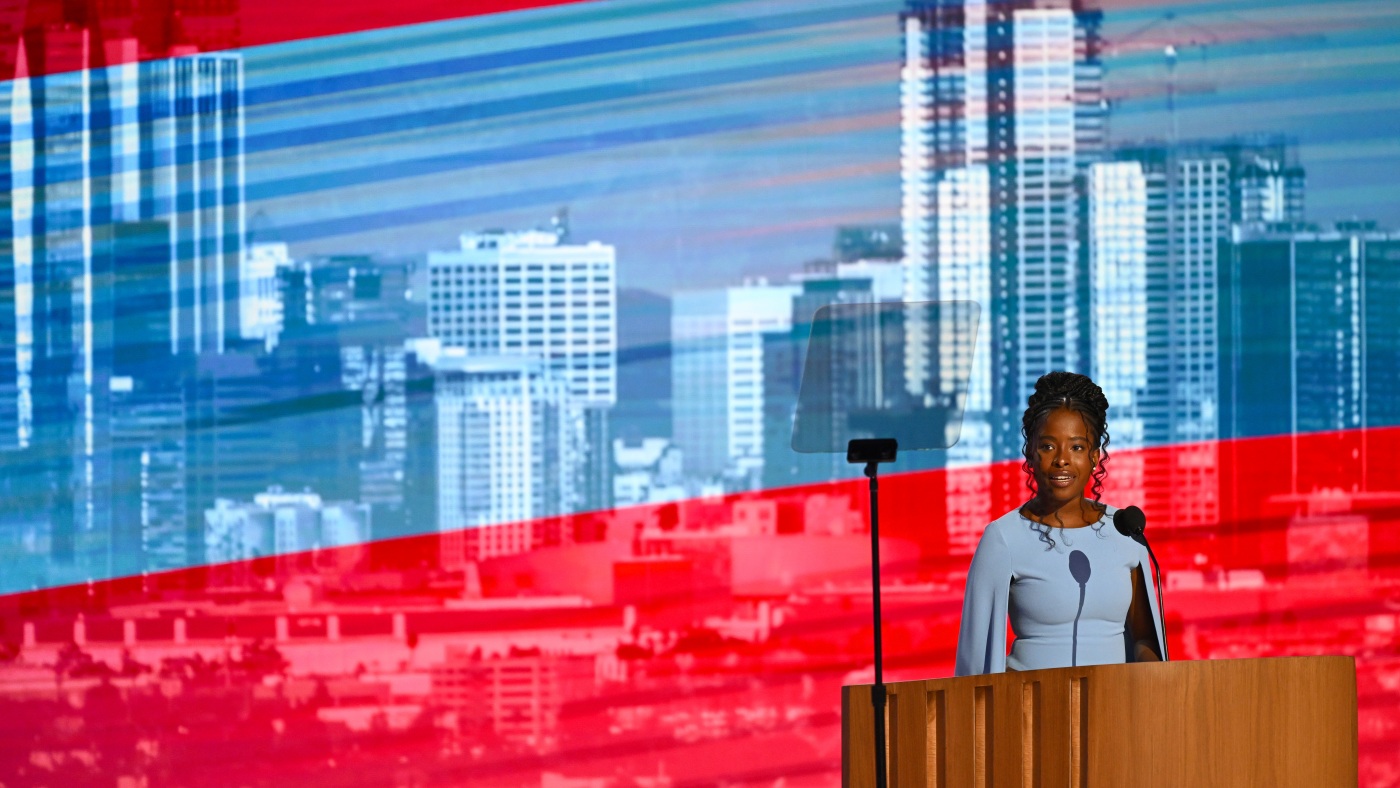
1091,449,1101,468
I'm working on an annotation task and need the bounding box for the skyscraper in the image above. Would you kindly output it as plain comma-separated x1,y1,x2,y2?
1220,223,1400,492
672,280,799,483
1086,160,1148,506
899,0,1104,468
1089,142,1291,527
1215,136,1306,228
432,352,575,566
137,51,246,355
429,229,616,511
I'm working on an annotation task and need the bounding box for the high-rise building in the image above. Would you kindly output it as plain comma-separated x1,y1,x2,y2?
1215,136,1306,227
429,229,616,511
136,51,246,355
432,352,576,566
109,376,187,577
1089,143,1279,527
1220,223,1400,492
0,1,246,584
182,351,275,569
899,0,1105,474
672,280,799,483
241,242,288,349
1087,160,1148,506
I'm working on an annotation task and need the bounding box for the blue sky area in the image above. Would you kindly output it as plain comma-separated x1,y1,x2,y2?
242,0,1400,293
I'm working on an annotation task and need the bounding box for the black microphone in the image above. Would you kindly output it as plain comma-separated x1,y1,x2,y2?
1068,550,1090,667
1114,505,1168,661
1114,505,1147,544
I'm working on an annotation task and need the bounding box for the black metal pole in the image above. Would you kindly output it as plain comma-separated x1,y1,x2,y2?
866,460,887,788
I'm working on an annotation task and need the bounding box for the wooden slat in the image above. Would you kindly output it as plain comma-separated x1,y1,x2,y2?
843,657,1358,788
1021,681,1040,788
927,689,947,788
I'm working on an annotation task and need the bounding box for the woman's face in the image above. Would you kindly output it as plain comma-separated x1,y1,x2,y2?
1030,407,1101,506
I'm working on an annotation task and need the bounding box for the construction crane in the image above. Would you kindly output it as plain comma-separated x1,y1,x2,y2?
1105,10,1327,146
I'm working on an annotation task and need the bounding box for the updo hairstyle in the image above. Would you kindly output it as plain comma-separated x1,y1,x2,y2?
1020,371,1112,546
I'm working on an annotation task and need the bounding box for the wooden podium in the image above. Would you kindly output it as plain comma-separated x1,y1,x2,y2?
842,656,1357,787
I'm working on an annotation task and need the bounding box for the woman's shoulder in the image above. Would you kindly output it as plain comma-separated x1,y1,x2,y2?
981,508,1031,546
987,501,1123,539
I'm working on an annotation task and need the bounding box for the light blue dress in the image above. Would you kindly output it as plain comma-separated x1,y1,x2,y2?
954,503,1166,676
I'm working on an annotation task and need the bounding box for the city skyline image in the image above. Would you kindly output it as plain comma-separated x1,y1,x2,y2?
0,0,1398,785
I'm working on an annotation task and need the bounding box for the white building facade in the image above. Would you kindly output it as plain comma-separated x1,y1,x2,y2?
671,281,799,482
428,229,616,511
428,230,615,408
1089,147,1229,528
432,353,576,565
899,0,1104,471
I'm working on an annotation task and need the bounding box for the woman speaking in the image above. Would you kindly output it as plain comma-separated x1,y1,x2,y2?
954,371,1165,676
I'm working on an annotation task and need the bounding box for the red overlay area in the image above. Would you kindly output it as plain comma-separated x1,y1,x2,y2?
2,427,1399,784
0,0,595,80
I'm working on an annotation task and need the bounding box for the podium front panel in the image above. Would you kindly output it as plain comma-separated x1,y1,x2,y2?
842,656,1357,788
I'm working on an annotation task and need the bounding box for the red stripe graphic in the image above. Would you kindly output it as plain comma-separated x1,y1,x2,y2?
0,0,598,80
2,427,1399,784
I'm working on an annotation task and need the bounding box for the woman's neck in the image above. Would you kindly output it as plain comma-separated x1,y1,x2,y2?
1021,497,1103,529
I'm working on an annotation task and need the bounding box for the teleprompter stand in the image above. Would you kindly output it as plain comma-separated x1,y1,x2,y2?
847,437,898,788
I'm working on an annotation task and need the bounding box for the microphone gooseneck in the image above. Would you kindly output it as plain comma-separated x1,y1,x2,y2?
1068,550,1090,667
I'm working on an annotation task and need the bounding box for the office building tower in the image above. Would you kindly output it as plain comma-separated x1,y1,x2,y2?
0,39,28,453
182,351,275,569
1090,145,1232,527
672,280,799,482
274,255,433,549
899,0,1105,473
109,377,187,577
8,22,113,574
0,3,245,581
1220,223,1400,492
1087,161,1149,508
342,330,437,545
241,242,288,349
1215,137,1305,227
433,353,576,566
137,51,246,355
990,3,1104,459
105,221,183,577
429,229,616,511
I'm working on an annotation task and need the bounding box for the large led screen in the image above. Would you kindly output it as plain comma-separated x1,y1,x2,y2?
1,0,1398,784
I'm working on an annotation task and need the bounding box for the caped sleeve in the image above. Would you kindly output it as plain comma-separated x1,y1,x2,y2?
1134,542,1169,661
954,524,1013,676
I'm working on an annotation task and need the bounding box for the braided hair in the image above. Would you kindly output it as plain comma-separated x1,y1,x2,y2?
1020,371,1111,549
